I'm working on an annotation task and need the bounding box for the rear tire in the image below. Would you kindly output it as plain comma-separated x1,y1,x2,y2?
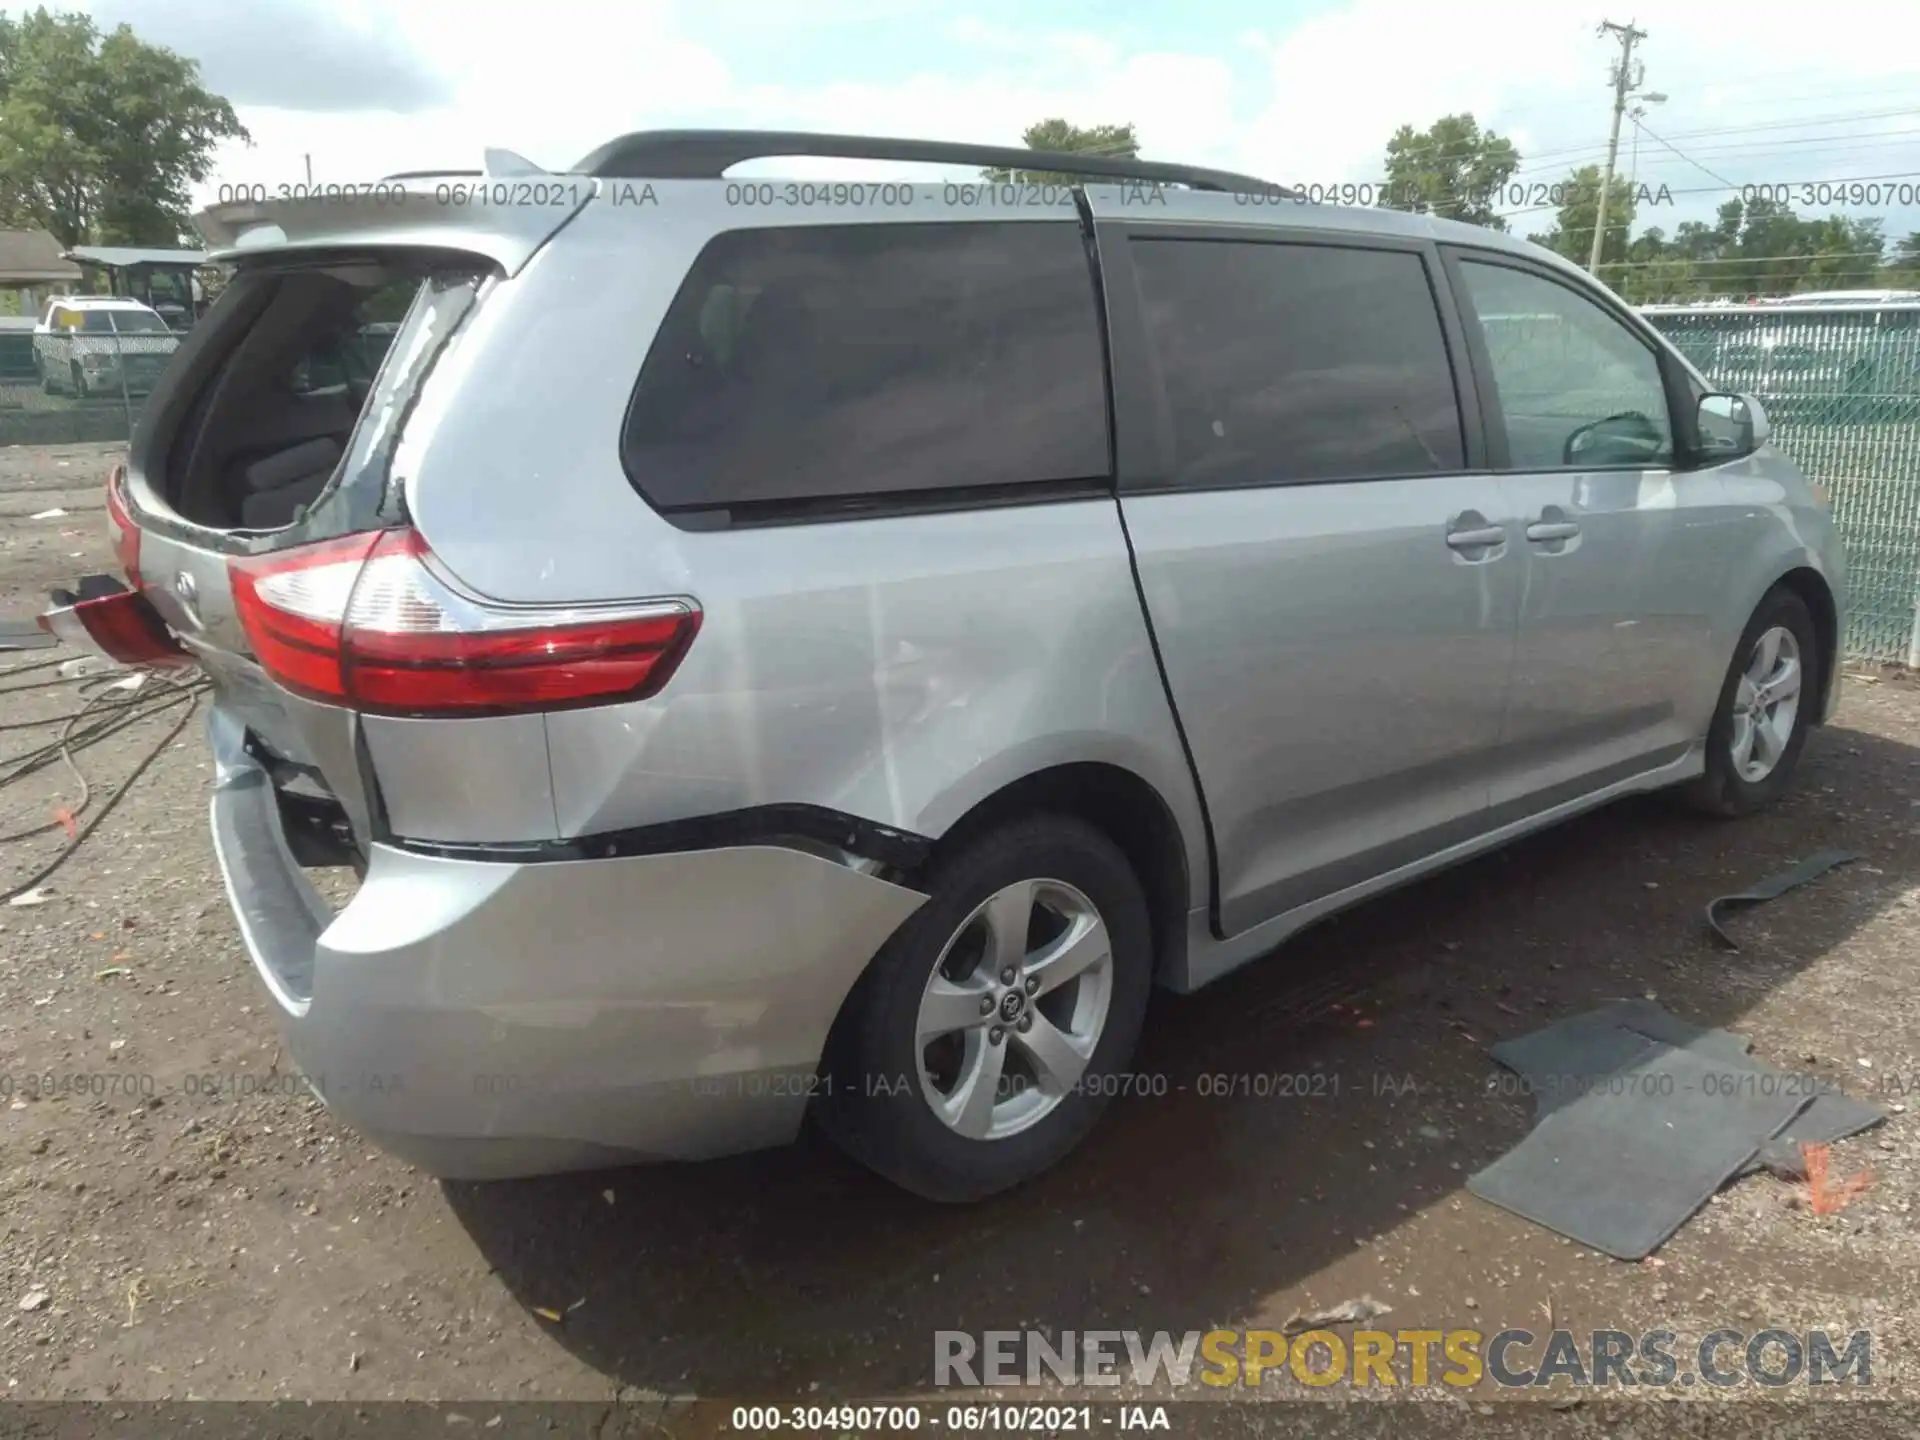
818,814,1152,1202
1680,585,1818,817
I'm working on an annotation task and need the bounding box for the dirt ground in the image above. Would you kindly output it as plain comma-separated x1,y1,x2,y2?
0,442,1916,1416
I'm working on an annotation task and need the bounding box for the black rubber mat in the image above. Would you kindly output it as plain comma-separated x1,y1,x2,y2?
1469,1043,1812,1259
1753,1089,1889,1178
1490,998,1885,1179
1491,998,1747,1121
1706,849,1859,950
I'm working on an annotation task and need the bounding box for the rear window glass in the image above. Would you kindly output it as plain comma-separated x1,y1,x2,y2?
288,286,414,395
1129,239,1465,488
109,310,171,333
621,221,1110,517
157,265,481,531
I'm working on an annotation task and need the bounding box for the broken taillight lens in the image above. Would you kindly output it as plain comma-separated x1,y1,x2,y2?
228,528,701,717
37,590,190,667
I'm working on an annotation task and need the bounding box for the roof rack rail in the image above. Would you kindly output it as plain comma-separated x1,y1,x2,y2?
382,169,481,181
569,129,1282,195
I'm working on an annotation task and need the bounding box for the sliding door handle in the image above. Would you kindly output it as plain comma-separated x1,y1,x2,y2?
1446,525,1507,550
1525,520,1582,542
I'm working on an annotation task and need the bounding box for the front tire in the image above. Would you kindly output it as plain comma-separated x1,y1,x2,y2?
1681,585,1818,816
818,814,1152,1202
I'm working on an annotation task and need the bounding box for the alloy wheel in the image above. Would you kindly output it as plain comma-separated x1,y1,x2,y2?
914,878,1114,1141
1730,624,1802,783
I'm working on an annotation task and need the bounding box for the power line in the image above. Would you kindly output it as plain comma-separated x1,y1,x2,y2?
1628,117,1737,189
1594,249,1890,270
1508,130,1920,182
1495,168,1920,220
1377,105,1920,181
1605,125,1920,158
1393,105,1920,172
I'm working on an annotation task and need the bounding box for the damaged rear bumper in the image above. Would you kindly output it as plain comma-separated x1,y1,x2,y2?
205,707,926,1179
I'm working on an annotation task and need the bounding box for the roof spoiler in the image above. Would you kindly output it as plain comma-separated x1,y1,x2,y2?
381,148,547,182
191,148,586,276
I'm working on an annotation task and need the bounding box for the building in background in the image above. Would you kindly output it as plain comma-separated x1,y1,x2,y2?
63,246,211,330
0,231,83,325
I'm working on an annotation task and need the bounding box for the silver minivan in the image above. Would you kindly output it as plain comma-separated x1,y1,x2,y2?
45,132,1845,1201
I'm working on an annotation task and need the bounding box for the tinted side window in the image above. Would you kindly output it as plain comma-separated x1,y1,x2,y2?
1456,260,1673,470
1128,239,1464,488
623,222,1110,515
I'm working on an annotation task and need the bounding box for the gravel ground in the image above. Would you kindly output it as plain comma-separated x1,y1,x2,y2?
0,441,1916,1414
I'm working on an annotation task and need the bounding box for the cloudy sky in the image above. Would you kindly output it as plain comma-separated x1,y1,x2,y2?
71,0,1920,250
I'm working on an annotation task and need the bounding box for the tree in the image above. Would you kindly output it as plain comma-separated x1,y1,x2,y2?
1890,231,1920,288
1590,196,1890,302
983,119,1139,184
1379,114,1518,230
1526,165,1639,273
1679,196,1887,297
1612,228,1705,305
0,8,248,248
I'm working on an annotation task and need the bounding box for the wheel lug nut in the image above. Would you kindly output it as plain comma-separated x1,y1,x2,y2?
989,1026,1005,1045
979,995,995,1016
999,967,1017,985
1016,1015,1032,1033
1024,976,1040,995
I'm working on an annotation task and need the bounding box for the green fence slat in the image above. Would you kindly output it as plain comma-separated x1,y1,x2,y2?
1645,306,1920,665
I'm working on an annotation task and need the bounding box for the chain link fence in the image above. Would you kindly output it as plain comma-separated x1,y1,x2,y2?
0,326,178,447
1645,303,1920,666
0,323,401,450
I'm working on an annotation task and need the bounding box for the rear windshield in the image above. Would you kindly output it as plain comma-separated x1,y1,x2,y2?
621,220,1111,521
152,260,484,533
109,310,172,333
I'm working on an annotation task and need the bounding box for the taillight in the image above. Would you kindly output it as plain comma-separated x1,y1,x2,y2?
228,528,701,717
37,590,190,668
105,463,141,588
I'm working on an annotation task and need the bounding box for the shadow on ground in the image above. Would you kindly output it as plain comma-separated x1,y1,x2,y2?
443,719,1919,1399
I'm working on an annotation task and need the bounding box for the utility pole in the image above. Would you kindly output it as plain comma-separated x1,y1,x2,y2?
1588,19,1647,276
304,153,313,185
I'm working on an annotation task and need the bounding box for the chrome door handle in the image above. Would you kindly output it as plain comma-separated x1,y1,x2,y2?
1525,520,1581,542
1446,525,1506,550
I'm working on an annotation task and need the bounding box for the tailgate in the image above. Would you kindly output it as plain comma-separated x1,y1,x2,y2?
137,531,310,746
123,266,486,840
115,170,592,838
139,529,378,845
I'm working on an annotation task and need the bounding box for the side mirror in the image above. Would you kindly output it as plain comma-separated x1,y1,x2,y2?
1696,392,1770,461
